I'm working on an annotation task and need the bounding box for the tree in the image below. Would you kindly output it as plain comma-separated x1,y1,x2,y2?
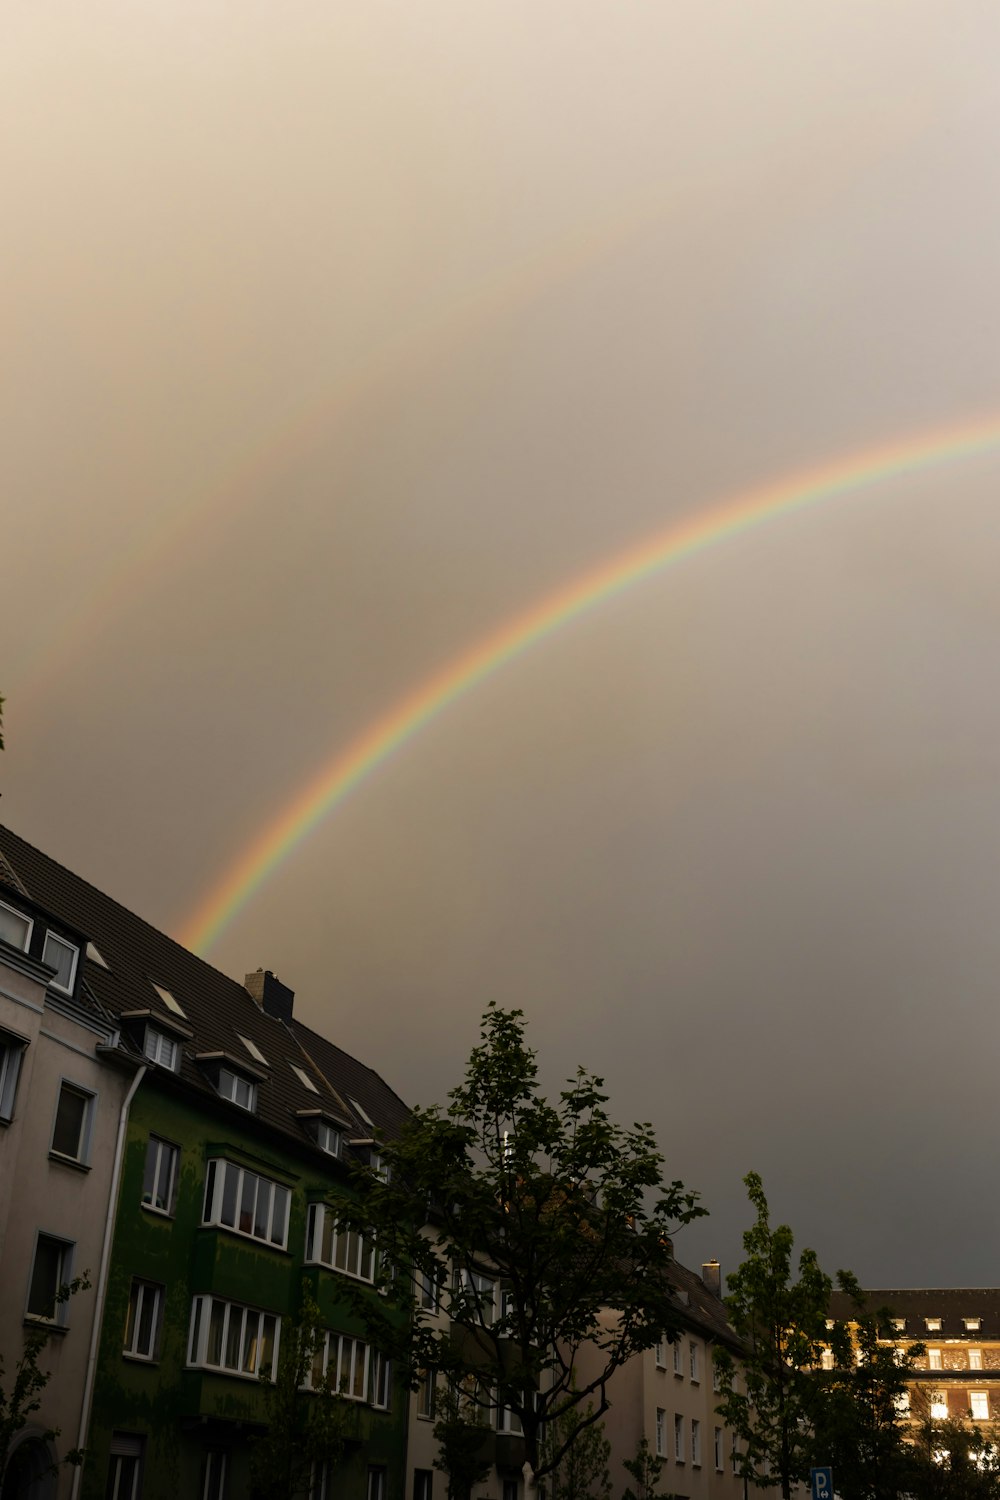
812,1272,923,1500
336,1004,703,1484
248,1284,351,1500
1,1271,90,1488
713,1172,831,1498
432,1381,494,1500
621,1436,675,1500
907,1388,1000,1500
540,1395,612,1500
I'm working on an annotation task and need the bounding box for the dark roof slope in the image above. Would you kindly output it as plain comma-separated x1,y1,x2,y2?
292,1017,412,1142
668,1256,742,1353
828,1287,1000,1340
0,824,406,1151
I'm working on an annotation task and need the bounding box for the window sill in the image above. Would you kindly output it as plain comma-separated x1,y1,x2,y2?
24,1316,68,1336
49,1151,91,1173
185,1362,275,1384
200,1224,290,1256
122,1352,159,1365
304,1258,375,1285
140,1203,175,1220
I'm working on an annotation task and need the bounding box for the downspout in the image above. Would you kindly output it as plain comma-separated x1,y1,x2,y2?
71,1062,148,1500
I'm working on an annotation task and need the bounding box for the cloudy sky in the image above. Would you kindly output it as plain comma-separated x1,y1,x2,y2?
6,1,1000,1287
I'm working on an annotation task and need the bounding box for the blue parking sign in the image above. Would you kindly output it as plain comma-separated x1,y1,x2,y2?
811,1468,833,1500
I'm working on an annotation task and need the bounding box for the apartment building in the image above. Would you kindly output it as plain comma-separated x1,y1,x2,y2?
0,826,410,1500
827,1286,1000,1434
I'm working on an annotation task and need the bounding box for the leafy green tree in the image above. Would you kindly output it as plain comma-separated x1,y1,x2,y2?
713,1172,831,1498
812,1272,923,1500
541,1396,612,1500
621,1435,675,1500
336,1004,703,1484
907,1388,1000,1500
248,1284,351,1500
1,1271,90,1488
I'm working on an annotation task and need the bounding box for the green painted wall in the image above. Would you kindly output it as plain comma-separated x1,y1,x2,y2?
83,1077,408,1500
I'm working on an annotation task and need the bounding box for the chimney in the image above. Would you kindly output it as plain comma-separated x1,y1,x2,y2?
244,968,294,1022
702,1260,722,1298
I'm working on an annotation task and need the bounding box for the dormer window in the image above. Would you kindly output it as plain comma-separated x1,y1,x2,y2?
925,1318,942,1333
965,1318,982,1332
0,899,32,952
296,1111,343,1157
218,1068,256,1111
144,1027,180,1071
892,1319,906,1332
42,932,79,995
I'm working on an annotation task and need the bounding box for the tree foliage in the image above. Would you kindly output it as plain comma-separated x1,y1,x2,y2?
907,1388,1000,1500
812,1272,923,1500
337,1004,703,1481
1,1271,90,1485
248,1284,350,1500
540,1396,612,1500
621,1436,675,1500
713,1172,831,1498
432,1381,493,1500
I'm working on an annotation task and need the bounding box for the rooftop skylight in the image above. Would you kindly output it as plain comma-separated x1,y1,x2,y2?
151,982,186,1017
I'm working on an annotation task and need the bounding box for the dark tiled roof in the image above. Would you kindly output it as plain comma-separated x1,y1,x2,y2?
292,1017,412,1141
828,1287,1000,1340
668,1257,742,1353
0,825,407,1154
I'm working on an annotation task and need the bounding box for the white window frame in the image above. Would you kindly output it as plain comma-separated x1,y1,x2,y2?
203,1159,290,1249
674,1413,684,1462
124,1278,164,1360
930,1392,948,1420
0,1032,27,1122
142,1135,179,1215
305,1203,375,1281
202,1449,227,1500
654,1336,666,1368
965,1318,983,1332
106,1435,144,1500
418,1262,443,1312
216,1067,257,1112
672,1340,683,1375
655,1408,665,1457
925,1318,942,1332
691,1418,701,1466
453,1267,496,1324
928,1348,942,1370
971,1391,990,1421
714,1426,723,1471
0,898,32,952
187,1295,280,1380
50,1080,95,1165
970,1348,983,1370
315,1120,340,1155
26,1232,74,1324
689,1340,699,1381
42,931,79,994
367,1468,386,1500
144,1026,180,1071
370,1350,391,1409
310,1331,372,1400
417,1368,437,1420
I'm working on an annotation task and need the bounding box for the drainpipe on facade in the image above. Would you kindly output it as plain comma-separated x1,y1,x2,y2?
70,1062,148,1500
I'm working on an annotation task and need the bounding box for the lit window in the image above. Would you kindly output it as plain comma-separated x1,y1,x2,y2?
0,899,32,951
971,1391,990,1421
124,1279,163,1360
895,1391,910,1415
43,932,78,994
0,1031,27,1121
151,983,186,1017
26,1233,73,1322
237,1034,269,1066
187,1296,279,1379
821,1350,834,1370
51,1081,94,1163
144,1027,179,1071
655,1408,665,1456
142,1136,178,1215
691,1419,701,1466
965,1318,983,1332
306,1204,374,1280
825,1319,835,1331
930,1392,948,1420
925,1318,942,1332
892,1318,906,1332
970,1349,983,1370
216,1068,256,1112
291,1063,318,1093
928,1349,942,1370
674,1413,684,1461
203,1160,289,1249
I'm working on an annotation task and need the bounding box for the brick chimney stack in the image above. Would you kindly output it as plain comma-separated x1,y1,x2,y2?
702,1260,722,1297
244,968,294,1022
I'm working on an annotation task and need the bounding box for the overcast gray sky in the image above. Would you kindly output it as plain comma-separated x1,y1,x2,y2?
6,1,1000,1287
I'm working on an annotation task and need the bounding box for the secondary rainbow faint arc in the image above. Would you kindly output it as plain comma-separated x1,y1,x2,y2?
181,413,1000,956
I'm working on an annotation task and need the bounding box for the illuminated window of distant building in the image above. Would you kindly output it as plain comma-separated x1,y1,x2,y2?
930,1392,948,1420
892,1318,905,1332
925,1318,942,1332
928,1349,942,1370
971,1391,990,1421
821,1350,834,1370
965,1318,983,1332
970,1349,983,1370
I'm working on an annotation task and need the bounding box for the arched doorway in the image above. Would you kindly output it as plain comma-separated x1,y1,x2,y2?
2,1433,58,1500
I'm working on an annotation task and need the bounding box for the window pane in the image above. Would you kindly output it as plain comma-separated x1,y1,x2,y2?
253,1180,271,1241
0,903,30,950
225,1306,244,1370
43,932,78,990
207,1301,226,1365
137,1285,156,1356
239,1172,255,1235
260,1315,276,1374
242,1313,259,1374
270,1186,288,1246
28,1237,63,1318
220,1164,238,1227
52,1084,88,1159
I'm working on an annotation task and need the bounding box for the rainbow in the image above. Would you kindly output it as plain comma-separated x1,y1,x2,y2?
180,413,1000,955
